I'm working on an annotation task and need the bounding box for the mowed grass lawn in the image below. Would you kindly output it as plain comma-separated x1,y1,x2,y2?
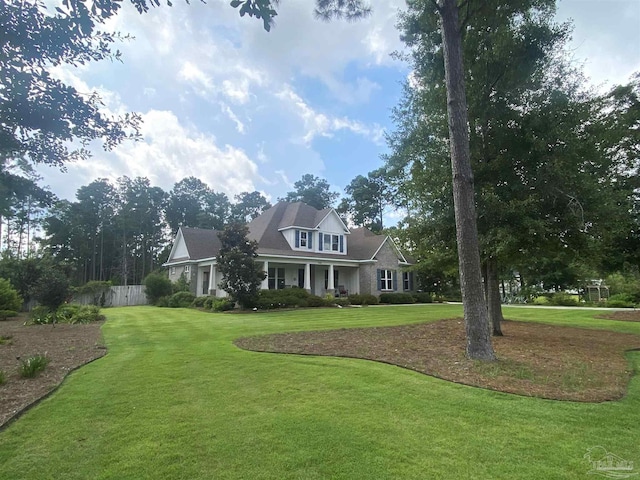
1,305,639,479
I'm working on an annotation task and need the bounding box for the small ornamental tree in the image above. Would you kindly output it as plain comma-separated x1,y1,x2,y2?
217,223,266,309
32,269,70,312
143,273,173,305
0,278,23,318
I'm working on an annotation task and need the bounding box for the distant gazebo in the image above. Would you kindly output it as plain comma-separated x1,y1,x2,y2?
586,283,609,302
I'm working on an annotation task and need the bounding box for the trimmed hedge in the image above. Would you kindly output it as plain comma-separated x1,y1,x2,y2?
256,288,332,309
379,292,416,304
167,291,196,308
412,293,433,303
347,294,379,306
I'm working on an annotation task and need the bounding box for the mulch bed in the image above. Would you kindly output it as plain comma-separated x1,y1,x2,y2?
595,309,640,322
0,318,106,428
235,318,640,402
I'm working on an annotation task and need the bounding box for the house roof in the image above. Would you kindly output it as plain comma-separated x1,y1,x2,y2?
165,202,409,264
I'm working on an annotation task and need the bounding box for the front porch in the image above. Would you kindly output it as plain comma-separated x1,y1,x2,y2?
194,258,360,298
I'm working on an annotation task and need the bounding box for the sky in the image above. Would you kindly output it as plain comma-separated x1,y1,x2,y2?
37,0,640,206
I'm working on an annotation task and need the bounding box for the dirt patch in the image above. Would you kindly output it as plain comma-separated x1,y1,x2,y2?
235,319,640,402
0,317,106,428
595,310,640,322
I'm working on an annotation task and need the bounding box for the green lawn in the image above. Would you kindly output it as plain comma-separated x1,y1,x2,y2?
1,305,639,479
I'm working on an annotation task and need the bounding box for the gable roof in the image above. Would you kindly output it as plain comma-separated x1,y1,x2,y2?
164,202,411,264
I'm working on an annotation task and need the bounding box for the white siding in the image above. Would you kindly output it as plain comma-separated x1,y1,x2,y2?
317,211,347,234
173,234,189,258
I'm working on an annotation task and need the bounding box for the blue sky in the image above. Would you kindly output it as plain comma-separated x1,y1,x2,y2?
38,0,640,206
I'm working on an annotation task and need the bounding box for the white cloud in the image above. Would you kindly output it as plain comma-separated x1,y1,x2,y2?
220,103,246,134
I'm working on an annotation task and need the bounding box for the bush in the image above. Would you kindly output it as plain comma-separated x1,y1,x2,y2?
143,273,173,305
348,294,379,306
606,293,636,308
167,291,196,308
29,306,54,324
212,298,235,312
69,305,104,324
203,297,214,310
191,296,209,308
19,354,49,378
256,288,312,309
412,292,433,303
333,298,350,307
306,295,329,307
379,292,416,304
156,296,170,308
0,310,18,320
532,296,550,305
32,269,70,311
0,277,22,314
547,292,579,306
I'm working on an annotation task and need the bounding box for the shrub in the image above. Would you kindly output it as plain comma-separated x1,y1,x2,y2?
0,310,18,320
412,292,433,303
203,297,214,310
0,335,13,345
333,298,350,307
305,295,328,307
69,305,104,324
256,288,312,309
32,269,70,311
29,306,54,325
191,296,209,308
55,304,81,323
533,296,550,305
606,293,636,308
19,354,49,378
0,277,22,314
167,291,196,308
212,298,235,312
156,296,170,308
173,272,191,293
0,370,6,385
547,292,579,306
348,294,379,306
379,292,416,304
143,273,173,305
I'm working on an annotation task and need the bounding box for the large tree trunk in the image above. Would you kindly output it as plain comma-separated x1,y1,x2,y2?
485,256,504,336
439,0,495,361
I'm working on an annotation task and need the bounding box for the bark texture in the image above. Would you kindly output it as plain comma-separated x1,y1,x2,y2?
439,0,495,360
486,256,504,336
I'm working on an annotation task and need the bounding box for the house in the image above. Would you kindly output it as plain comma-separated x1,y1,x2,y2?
163,201,414,298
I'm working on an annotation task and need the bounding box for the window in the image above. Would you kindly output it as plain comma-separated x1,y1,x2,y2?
300,231,307,247
184,265,190,274
380,269,393,291
332,235,339,251
403,272,411,291
268,267,285,290
322,233,341,252
170,267,176,276
323,234,332,251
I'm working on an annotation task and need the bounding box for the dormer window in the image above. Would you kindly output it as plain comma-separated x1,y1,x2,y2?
300,231,308,247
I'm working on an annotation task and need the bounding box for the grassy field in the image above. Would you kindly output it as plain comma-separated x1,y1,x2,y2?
0,304,638,479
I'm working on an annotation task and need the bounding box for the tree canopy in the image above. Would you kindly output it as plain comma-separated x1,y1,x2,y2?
282,174,339,210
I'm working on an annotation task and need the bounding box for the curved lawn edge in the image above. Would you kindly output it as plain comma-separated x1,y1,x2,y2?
234,318,640,403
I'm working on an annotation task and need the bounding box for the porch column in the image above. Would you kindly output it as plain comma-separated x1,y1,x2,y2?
208,262,216,296
304,263,311,291
328,264,335,292
261,260,269,289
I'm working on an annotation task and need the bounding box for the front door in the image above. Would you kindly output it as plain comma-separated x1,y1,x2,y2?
202,271,209,295
298,268,305,288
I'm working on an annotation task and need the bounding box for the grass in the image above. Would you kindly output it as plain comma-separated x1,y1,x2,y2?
0,335,12,345
0,304,638,479
18,354,49,378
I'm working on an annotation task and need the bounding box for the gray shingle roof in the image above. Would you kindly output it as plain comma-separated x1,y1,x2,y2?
166,202,403,263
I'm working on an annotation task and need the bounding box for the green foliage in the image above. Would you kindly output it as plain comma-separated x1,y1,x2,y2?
412,293,433,304
167,292,196,308
173,272,191,293
282,174,339,210
0,277,23,313
333,298,351,307
607,294,636,308
532,296,550,306
28,304,104,324
347,294,379,306
212,298,235,312
230,191,272,222
605,272,640,303
0,310,18,320
0,335,13,345
339,168,389,231
29,306,54,325
156,296,171,308
0,370,6,385
547,292,579,307
379,293,416,304
254,288,333,309
19,354,49,378
143,273,173,305
32,269,70,311
165,177,230,232
191,296,209,308
217,223,266,309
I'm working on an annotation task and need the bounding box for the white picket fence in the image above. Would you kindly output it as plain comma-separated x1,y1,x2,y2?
73,285,148,307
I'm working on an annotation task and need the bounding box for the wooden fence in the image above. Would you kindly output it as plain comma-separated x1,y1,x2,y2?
73,285,148,307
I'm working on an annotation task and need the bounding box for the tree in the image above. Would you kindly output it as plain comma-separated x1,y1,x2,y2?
217,223,266,309
143,272,173,305
0,278,22,317
231,191,272,222
283,174,339,210
33,268,70,312
339,168,390,232
165,177,229,232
